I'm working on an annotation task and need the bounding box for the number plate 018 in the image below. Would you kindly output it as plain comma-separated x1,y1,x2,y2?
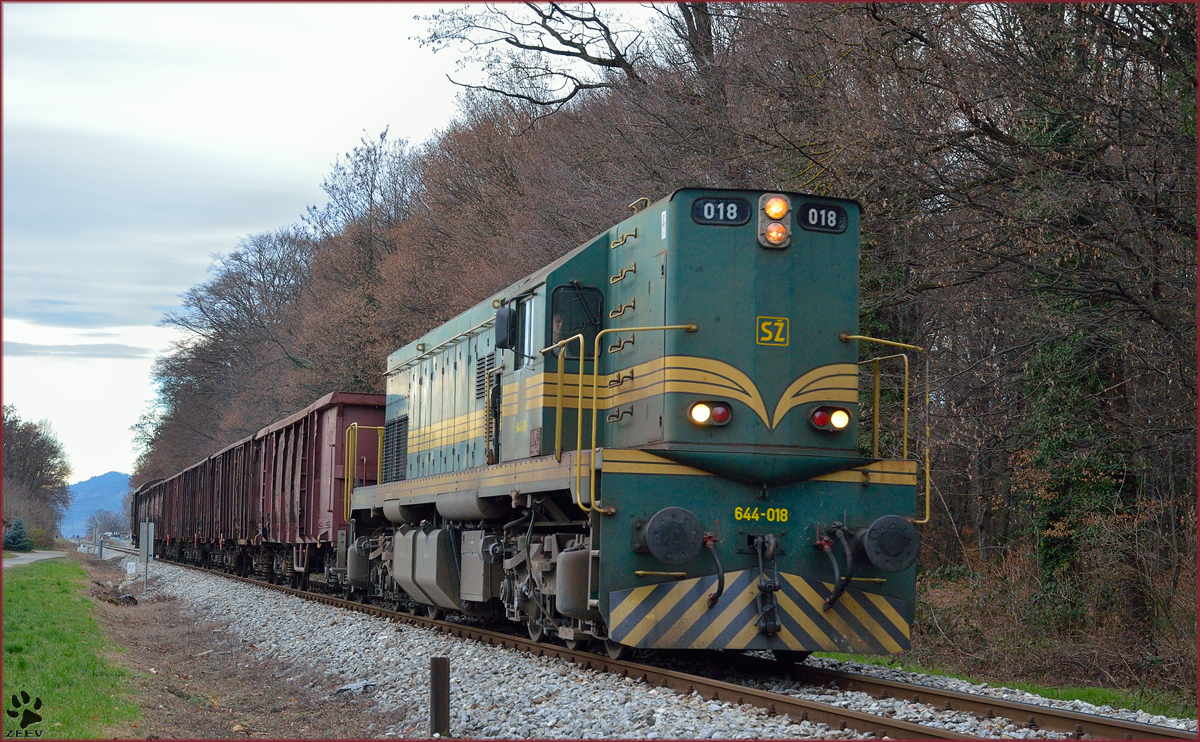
692,197,751,226
798,203,848,233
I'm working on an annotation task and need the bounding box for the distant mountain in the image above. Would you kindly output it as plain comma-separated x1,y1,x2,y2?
62,472,130,537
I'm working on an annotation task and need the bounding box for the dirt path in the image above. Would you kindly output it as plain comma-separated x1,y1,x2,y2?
3,550,68,569
77,553,409,738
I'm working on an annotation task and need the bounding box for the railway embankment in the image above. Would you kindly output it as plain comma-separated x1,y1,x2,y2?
121,554,1197,739
149,558,856,739
70,552,397,739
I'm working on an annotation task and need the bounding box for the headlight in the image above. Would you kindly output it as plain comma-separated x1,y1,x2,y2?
763,196,789,220
757,193,792,248
763,222,789,245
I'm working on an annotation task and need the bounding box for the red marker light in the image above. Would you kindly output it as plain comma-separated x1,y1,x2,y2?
711,405,731,424
811,408,831,427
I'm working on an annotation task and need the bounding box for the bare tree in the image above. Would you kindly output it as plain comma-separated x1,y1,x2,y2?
2,479,62,548
85,508,128,535
422,3,647,111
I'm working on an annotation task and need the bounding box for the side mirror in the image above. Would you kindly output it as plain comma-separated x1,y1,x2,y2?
494,306,517,350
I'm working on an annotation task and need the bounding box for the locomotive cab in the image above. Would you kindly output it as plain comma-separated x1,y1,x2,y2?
594,188,870,484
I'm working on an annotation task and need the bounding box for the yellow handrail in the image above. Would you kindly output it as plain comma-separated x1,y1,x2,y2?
872,358,880,456
840,335,923,353
861,353,909,459
484,367,494,465
539,334,589,512
555,348,566,461
342,423,385,522
587,324,699,514
841,334,931,525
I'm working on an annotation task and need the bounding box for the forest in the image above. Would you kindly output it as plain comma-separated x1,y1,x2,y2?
131,4,1196,700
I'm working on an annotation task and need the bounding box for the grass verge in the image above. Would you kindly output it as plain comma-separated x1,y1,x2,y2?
3,558,140,737
811,652,1196,719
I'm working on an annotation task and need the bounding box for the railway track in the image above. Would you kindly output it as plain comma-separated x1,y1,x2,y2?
98,543,141,558
115,555,1195,741
717,654,1195,741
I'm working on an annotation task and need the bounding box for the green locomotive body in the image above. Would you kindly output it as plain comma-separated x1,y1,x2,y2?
352,188,921,657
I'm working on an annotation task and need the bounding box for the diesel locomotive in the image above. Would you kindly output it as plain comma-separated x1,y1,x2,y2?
135,187,928,662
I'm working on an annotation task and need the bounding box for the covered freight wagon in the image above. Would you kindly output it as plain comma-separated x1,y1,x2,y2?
132,391,384,585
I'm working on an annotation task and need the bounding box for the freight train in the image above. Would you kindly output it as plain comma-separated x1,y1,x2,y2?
134,188,928,662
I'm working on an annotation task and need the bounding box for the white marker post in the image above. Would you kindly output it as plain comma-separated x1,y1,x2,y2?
139,520,154,594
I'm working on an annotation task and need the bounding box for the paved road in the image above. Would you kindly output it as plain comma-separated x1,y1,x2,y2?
3,550,67,569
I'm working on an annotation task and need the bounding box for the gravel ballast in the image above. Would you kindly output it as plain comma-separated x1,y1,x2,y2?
127,558,1197,739
801,657,1198,735
138,561,853,739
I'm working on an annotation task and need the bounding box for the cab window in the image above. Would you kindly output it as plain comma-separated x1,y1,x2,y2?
514,294,536,370
551,284,603,359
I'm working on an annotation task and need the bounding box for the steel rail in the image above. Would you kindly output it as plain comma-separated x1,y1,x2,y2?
98,543,139,556
717,654,1196,741
166,562,971,740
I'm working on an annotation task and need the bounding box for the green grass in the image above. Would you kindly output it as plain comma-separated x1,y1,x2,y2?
2,559,140,737
2,552,17,559
811,652,1196,719
1000,681,1195,720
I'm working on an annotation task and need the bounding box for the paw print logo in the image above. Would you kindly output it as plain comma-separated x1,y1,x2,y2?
7,691,42,729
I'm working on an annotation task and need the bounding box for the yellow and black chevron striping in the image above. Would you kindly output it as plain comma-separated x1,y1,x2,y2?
608,570,909,652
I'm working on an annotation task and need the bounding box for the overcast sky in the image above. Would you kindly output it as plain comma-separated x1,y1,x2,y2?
3,3,469,482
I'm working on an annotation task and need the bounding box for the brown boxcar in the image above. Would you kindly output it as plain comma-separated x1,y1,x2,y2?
132,391,384,579
257,391,384,570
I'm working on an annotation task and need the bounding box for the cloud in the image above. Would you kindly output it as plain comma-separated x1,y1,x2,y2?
3,125,318,327
3,341,153,359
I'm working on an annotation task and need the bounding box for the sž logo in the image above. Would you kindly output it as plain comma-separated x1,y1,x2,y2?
5,691,43,738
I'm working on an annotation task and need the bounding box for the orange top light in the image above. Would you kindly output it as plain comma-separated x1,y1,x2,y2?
690,403,712,424
764,222,789,245
830,409,850,429
764,196,789,220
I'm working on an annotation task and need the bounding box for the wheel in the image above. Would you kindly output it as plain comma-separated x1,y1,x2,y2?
424,605,444,621
604,639,633,661
564,638,587,652
527,620,545,643
772,650,812,665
